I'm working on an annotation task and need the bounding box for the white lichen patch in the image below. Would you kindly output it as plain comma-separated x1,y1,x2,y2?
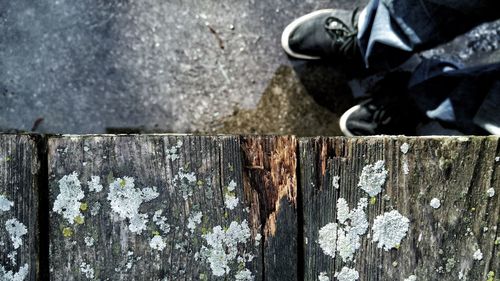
237,252,255,264
107,177,159,234
319,198,369,262
166,140,183,161
90,202,101,216
187,211,203,233
125,251,135,271
487,188,495,198
336,198,369,261
224,195,239,210
172,169,197,200
152,210,170,234
372,210,410,251
336,227,359,262
403,161,409,175
337,198,350,225
0,263,29,281
445,258,456,272
333,175,340,189
87,176,103,192
404,275,417,281
224,180,239,210
175,240,189,253
0,195,14,212
149,235,166,251
112,251,138,273
346,198,369,237
400,143,410,154
5,218,27,249
430,198,441,209
318,222,338,258
334,267,359,281
227,180,237,192
200,220,251,277
84,236,95,247
473,249,483,261
174,170,197,183
53,172,85,224
318,271,330,281
358,161,388,197
7,251,17,265
234,268,254,281
80,262,94,279
254,233,262,246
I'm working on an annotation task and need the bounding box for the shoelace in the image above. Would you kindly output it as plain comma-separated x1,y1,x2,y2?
324,8,359,57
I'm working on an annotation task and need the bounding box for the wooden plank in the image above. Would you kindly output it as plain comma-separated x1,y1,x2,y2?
48,135,262,280
241,136,298,281
0,135,41,280
300,136,500,281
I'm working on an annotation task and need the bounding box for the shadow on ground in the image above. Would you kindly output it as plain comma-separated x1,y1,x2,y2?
207,64,353,136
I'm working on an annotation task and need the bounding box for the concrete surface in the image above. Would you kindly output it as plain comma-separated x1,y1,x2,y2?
0,0,365,135
0,0,498,135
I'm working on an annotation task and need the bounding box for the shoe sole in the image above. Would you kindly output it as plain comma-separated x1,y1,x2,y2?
339,104,360,137
281,9,336,60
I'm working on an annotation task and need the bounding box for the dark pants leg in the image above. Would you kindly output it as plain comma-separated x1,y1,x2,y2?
358,0,500,134
359,0,500,67
408,60,500,134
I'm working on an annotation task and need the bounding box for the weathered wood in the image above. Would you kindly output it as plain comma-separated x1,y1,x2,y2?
241,136,298,281
300,136,500,281
0,135,41,280
47,135,262,280
2,134,494,280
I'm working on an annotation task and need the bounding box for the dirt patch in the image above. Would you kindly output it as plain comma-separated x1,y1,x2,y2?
206,65,353,136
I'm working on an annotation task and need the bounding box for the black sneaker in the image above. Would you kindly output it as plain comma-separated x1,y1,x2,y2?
339,72,426,136
281,8,362,60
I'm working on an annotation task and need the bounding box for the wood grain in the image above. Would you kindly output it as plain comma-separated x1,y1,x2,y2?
0,135,41,280
48,135,262,281
3,134,497,281
300,136,500,281
241,136,298,281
